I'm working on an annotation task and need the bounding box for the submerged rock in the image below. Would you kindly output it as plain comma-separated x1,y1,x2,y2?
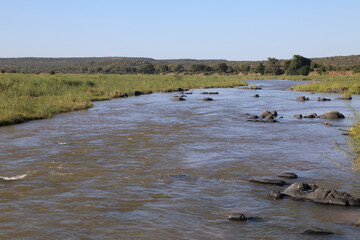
317,97,331,101
282,182,360,206
241,85,262,90
296,96,309,102
269,189,284,200
249,178,287,186
253,94,260,98
249,115,259,119
172,96,186,101
228,213,247,221
304,113,318,118
335,96,352,100
278,172,298,179
202,98,213,101
303,228,334,235
201,92,219,94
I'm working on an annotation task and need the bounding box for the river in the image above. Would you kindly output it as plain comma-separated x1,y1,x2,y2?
1,79,360,239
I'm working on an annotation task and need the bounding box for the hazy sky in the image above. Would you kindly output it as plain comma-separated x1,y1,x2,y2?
1,0,360,60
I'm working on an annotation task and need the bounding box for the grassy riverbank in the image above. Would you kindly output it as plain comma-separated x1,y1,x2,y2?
0,74,246,126
237,74,360,94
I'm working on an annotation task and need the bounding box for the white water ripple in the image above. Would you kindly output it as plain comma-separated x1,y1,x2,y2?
0,174,28,181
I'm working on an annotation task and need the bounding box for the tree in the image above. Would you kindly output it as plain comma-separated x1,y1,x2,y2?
285,55,312,75
253,62,265,75
171,64,184,73
139,64,155,74
239,64,251,75
216,63,228,73
157,64,169,74
266,58,283,75
190,64,207,73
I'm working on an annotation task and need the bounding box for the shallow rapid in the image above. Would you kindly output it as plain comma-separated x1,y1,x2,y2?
1,79,360,239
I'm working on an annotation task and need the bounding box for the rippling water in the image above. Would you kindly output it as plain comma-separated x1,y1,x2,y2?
1,79,360,239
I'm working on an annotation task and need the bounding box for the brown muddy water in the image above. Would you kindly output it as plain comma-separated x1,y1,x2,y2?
1,79,360,239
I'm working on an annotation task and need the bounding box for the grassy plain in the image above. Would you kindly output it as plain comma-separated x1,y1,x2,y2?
0,73,246,126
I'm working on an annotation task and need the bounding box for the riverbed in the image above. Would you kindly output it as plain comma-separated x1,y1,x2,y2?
1,79,360,239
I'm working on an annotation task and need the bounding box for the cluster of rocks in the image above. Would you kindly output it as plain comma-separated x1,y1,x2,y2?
240,85,262,90
280,182,360,206
248,110,278,123
238,172,360,235
317,97,331,101
171,91,215,101
294,111,345,120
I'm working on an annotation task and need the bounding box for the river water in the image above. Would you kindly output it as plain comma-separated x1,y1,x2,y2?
1,79,360,239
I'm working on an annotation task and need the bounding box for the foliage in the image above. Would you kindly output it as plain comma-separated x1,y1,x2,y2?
216,63,228,73
285,55,312,75
266,57,283,75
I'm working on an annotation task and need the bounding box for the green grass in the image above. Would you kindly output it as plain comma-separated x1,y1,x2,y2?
0,73,246,126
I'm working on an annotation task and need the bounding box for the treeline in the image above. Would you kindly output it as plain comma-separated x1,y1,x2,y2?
1,55,360,75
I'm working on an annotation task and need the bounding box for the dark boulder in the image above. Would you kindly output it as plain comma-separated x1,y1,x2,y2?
249,115,259,119
278,172,298,179
303,228,334,235
253,94,259,98
293,114,302,119
174,88,184,92
202,98,213,101
296,96,309,102
249,178,287,186
133,91,144,96
228,213,247,221
282,182,360,206
119,93,128,98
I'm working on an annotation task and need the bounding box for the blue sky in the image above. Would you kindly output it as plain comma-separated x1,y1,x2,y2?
1,0,360,60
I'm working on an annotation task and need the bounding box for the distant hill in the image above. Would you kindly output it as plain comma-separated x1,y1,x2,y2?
0,54,359,74
311,55,360,67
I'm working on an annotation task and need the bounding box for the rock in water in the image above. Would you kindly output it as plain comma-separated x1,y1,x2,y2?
303,228,333,235
278,172,298,179
269,189,284,200
172,96,186,101
293,114,302,119
249,178,287,186
324,111,345,119
202,98,213,101
282,182,360,206
228,213,247,221
296,96,309,102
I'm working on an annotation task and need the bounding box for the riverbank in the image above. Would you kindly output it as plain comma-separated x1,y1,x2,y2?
0,74,246,126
